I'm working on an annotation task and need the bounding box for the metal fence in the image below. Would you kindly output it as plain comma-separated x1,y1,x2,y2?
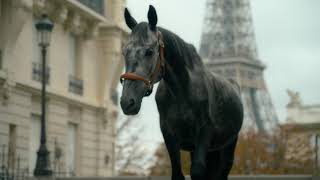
0,145,28,180
0,143,76,180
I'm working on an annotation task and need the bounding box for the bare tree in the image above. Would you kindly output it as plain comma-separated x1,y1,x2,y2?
116,115,149,175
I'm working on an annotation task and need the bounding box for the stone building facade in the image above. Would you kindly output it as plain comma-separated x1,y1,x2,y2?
283,90,320,171
286,90,320,124
0,0,127,177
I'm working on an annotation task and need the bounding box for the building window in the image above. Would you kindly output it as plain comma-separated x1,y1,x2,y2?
66,123,77,176
77,0,104,15
0,49,3,69
69,75,83,95
29,114,41,175
32,62,50,84
8,124,17,170
316,134,320,168
69,34,77,78
0,0,3,17
32,19,41,64
68,34,83,95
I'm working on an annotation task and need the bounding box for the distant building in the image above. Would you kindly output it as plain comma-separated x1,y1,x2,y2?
286,89,320,124
0,0,127,177
283,90,320,170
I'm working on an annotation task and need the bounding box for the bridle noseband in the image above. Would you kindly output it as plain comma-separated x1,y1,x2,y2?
120,31,165,96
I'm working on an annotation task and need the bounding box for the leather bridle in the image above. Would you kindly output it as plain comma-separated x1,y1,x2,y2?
120,31,165,96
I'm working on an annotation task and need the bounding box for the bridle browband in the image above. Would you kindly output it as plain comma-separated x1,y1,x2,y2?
120,31,165,96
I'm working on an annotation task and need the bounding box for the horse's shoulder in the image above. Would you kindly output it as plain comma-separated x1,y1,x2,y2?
188,72,208,102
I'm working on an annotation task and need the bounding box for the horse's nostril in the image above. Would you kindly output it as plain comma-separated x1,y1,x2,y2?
129,99,135,107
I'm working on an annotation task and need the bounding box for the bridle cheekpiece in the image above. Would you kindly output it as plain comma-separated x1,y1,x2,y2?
120,31,165,96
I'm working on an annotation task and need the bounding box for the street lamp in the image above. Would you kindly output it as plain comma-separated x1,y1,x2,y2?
34,14,54,177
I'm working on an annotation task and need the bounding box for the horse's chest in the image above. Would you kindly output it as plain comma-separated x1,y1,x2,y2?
162,102,202,143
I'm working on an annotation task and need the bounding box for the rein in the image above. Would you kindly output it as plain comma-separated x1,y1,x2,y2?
120,31,165,96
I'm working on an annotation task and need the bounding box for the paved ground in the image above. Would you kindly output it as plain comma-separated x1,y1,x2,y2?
36,175,319,180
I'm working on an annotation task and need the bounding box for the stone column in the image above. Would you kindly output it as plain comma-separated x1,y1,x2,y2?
94,25,125,176
97,26,125,107
105,0,126,26
94,1,127,176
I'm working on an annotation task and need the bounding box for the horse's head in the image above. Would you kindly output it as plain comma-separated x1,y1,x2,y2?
120,5,164,115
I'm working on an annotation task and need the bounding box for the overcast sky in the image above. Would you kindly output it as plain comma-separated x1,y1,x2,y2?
118,0,320,145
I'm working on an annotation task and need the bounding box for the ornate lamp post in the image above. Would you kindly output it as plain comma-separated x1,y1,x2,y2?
34,14,54,177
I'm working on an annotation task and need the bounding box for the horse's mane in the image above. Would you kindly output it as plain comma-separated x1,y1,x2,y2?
159,27,204,69
132,23,204,70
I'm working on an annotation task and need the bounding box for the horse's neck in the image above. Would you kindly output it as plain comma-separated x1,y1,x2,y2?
161,31,191,95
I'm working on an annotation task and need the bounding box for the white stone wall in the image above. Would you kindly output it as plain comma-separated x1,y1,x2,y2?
0,88,32,171
0,87,117,176
0,0,127,177
287,105,320,124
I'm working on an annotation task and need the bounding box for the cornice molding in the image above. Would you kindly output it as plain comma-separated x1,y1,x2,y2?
64,12,84,35
14,82,106,112
31,0,109,39
51,6,68,24
12,0,33,12
85,21,100,39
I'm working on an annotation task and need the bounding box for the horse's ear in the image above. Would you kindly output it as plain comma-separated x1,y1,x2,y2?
124,8,137,30
147,5,158,31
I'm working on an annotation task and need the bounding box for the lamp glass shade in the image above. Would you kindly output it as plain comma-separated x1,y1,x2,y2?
35,14,54,47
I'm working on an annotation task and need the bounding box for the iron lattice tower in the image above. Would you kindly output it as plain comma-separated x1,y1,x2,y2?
200,0,278,132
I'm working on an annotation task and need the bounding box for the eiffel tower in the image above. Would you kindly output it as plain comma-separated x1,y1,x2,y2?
199,0,279,132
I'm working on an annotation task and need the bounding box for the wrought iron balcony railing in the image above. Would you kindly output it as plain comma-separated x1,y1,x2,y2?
77,0,104,15
32,62,50,84
69,75,83,95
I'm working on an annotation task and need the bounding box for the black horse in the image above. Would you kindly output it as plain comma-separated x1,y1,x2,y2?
120,5,243,180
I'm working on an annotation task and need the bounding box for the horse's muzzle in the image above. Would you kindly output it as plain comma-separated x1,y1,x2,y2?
120,97,141,115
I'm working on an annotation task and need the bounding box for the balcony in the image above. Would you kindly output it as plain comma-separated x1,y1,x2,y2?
77,0,104,15
69,75,83,95
32,62,50,84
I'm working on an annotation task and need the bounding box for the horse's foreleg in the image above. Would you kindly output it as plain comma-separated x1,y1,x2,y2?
190,126,212,180
162,129,185,180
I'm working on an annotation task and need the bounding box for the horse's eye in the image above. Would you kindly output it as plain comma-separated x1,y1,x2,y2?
145,48,154,57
